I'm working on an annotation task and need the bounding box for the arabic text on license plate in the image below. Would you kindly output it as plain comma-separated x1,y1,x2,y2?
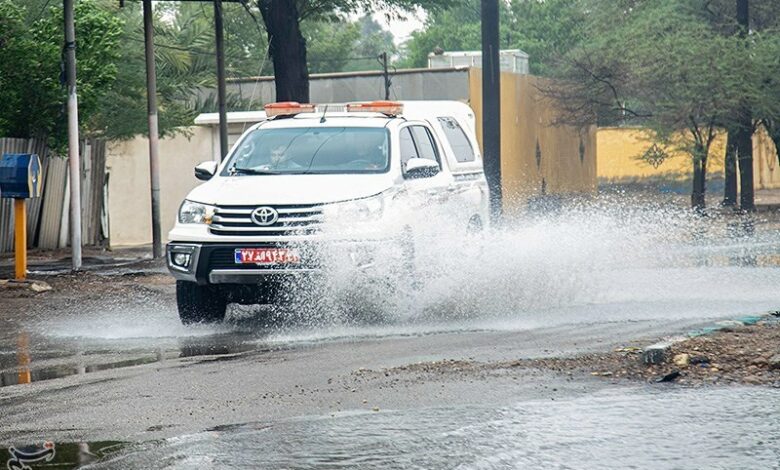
234,248,301,265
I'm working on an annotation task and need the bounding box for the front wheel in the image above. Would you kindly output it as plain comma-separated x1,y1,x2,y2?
176,281,228,324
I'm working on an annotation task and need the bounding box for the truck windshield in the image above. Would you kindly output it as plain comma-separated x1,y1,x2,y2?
224,127,390,175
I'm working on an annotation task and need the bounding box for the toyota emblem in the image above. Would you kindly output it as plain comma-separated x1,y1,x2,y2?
251,206,279,226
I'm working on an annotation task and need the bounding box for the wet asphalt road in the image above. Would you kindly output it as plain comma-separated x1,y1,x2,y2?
1,205,780,468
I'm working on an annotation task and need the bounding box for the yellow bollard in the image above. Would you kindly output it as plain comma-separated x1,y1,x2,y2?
17,332,31,385
14,198,26,281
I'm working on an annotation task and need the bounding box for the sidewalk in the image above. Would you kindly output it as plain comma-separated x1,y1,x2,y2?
0,244,165,277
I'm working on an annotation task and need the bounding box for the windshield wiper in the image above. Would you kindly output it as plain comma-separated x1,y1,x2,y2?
229,167,279,175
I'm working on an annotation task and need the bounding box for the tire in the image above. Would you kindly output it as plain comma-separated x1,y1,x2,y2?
176,281,228,325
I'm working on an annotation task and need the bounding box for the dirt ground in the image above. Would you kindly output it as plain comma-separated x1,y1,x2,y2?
356,319,780,387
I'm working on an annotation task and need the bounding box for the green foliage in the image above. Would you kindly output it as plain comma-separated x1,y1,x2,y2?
305,19,362,74
89,2,267,140
509,0,586,75
0,0,121,149
0,0,48,138
343,15,397,72
399,2,483,68
398,0,583,74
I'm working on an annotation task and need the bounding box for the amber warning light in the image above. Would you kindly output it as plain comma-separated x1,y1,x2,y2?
346,101,404,116
264,102,316,118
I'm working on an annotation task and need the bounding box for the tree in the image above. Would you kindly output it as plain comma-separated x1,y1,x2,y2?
257,1,310,102
305,20,361,74
0,0,122,149
399,0,583,74
508,0,585,76
342,15,397,72
254,0,459,102
676,0,780,208
399,1,485,68
548,0,752,210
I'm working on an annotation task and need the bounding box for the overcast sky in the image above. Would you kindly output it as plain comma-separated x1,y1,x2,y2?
370,9,427,46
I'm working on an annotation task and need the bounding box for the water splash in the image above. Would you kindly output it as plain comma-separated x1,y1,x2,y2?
31,196,780,341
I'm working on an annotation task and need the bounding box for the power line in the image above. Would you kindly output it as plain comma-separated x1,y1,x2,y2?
32,0,53,23
126,36,217,56
308,56,381,63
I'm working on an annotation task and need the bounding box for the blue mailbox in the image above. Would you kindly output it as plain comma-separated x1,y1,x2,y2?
0,153,42,199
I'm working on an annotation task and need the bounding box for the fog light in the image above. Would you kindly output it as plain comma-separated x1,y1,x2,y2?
173,252,191,267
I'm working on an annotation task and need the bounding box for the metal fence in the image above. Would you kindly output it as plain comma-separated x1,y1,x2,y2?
0,138,107,253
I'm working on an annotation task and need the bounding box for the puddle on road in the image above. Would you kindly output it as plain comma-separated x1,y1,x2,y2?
2,201,780,388
34,385,777,469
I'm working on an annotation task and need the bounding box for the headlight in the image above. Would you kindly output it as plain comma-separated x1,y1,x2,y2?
323,194,385,223
178,200,216,224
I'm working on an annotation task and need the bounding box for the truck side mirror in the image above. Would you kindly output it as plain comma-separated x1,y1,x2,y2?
194,161,219,181
403,157,440,179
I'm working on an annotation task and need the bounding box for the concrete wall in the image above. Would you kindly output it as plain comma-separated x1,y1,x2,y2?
468,70,598,214
224,68,471,105
106,127,212,246
597,126,780,190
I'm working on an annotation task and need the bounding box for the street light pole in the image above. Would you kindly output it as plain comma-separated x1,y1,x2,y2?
481,0,502,221
64,0,82,270
142,0,163,258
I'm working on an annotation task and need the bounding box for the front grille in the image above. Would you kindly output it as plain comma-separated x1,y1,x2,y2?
209,204,323,237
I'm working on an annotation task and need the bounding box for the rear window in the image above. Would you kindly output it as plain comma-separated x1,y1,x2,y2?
224,127,390,175
437,117,476,163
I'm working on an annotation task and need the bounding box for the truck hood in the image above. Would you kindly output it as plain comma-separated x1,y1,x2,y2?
185,173,395,206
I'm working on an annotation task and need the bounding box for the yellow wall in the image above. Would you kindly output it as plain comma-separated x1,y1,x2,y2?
597,127,726,183
468,70,597,214
597,126,780,189
754,125,780,190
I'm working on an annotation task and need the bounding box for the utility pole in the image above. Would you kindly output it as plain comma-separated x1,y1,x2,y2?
214,0,229,160
736,0,755,211
64,0,82,270
481,0,502,221
142,0,163,258
379,52,391,100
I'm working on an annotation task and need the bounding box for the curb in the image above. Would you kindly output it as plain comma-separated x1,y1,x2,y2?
641,311,779,365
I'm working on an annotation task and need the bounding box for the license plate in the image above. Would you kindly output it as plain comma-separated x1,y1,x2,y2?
234,248,301,265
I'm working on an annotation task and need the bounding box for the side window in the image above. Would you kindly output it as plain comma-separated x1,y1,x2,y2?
399,127,418,166
437,117,476,163
409,126,439,163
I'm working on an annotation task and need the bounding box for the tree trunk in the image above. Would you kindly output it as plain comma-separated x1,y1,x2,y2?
691,149,707,211
722,129,738,206
736,122,755,211
736,0,755,211
257,0,310,103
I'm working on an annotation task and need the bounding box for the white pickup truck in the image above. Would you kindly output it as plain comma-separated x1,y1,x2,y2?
167,100,490,324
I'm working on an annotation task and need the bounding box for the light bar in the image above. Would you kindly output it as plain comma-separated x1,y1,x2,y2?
346,101,403,116
264,102,316,118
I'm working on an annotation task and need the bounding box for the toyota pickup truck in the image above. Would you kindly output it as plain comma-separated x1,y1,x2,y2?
167,100,489,324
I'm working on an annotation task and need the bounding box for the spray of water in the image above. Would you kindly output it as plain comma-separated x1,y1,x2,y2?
253,195,780,334
35,195,780,343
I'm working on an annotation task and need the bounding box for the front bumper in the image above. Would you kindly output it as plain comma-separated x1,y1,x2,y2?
167,241,382,285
